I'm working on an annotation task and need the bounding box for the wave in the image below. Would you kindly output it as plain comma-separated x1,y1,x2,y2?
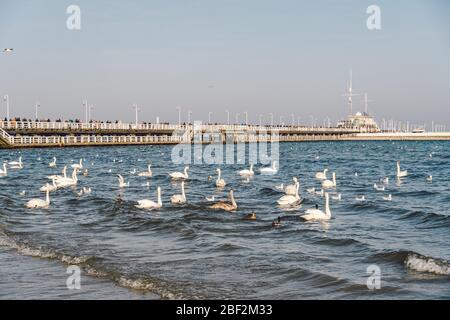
0,230,184,299
405,253,450,276
369,250,450,276
397,210,450,227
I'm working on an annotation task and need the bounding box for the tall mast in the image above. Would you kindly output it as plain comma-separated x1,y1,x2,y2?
342,69,359,115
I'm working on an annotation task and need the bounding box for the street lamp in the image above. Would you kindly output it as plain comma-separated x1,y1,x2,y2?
208,111,212,124
89,104,94,122
133,104,140,126
176,106,181,125
35,101,40,120
259,114,262,126
82,100,88,123
225,110,230,125
235,113,239,124
269,113,273,126
3,95,9,120
244,111,248,125
188,110,192,124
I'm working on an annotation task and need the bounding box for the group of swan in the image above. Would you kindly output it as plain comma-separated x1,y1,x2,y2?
277,177,301,206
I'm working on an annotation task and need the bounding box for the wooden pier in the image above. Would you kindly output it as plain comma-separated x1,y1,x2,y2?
1,121,449,149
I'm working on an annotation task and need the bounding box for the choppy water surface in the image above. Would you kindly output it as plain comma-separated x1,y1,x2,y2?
1,141,450,299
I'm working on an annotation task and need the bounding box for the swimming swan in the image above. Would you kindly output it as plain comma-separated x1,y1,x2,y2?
260,161,278,175
277,181,301,206
135,186,162,209
383,194,392,201
49,157,57,168
426,175,432,182
396,161,407,178
301,193,331,221
48,165,67,180
0,163,7,176
239,164,254,177
56,168,78,188
215,168,226,187
138,164,153,177
209,189,237,212
117,174,129,188
322,172,336,189
331,193,341,201
285,177,299,196
9,156,22,166
315,169,328,180
373,183,385,191
71,159,83,170
26,189,50,209
169,166,189,179
171,181,187,204
40,178,57,192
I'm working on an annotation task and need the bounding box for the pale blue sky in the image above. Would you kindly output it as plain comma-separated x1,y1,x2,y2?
0,0,449,126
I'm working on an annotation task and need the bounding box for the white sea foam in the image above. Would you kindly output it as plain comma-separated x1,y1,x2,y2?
405,253,450,276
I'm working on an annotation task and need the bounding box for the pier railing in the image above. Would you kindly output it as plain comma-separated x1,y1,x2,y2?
9,134,186,146
0,120,359,133
0,128,13,145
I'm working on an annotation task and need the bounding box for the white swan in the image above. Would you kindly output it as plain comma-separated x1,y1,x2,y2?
205,195,215,202
426,175,432,182
209,189,237,212
301,193,331,221
383,194,392,201
215,168,226,187
275,183,285,191
138,164,153,177
260,161,278,175
83,187,91,194
49,157,57,168
71,159,83,169
315,169,328,180
306,187,316,194
355,195,366,202
169,166,189,179
239,164,254,177
322,172,336,189
0,163,7,176
48,165,67,180
396,161,407,178
373,183,385,191
331,193,342,201
40,178,57,192
26,190,50,209
381,177,389,184
135,186,162,209
285,177,299,195
56,168,79,188
171,181,187,204
9,156,22,166
315,189,324,197
277,181,301,206
117,174,129,188
130,168,137,175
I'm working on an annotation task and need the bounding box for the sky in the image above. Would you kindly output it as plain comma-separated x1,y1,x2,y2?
0,0,449,127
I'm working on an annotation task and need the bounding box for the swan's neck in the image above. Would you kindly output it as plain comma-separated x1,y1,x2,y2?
46,190,50,204
325,194,331,217
184,167,188,175
63,167,67,178
217,170,221,182
333,173,336,185
181,183,185,198
230,192,237,207
157,188,162,205
250,164,253,172
148,165,151,172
